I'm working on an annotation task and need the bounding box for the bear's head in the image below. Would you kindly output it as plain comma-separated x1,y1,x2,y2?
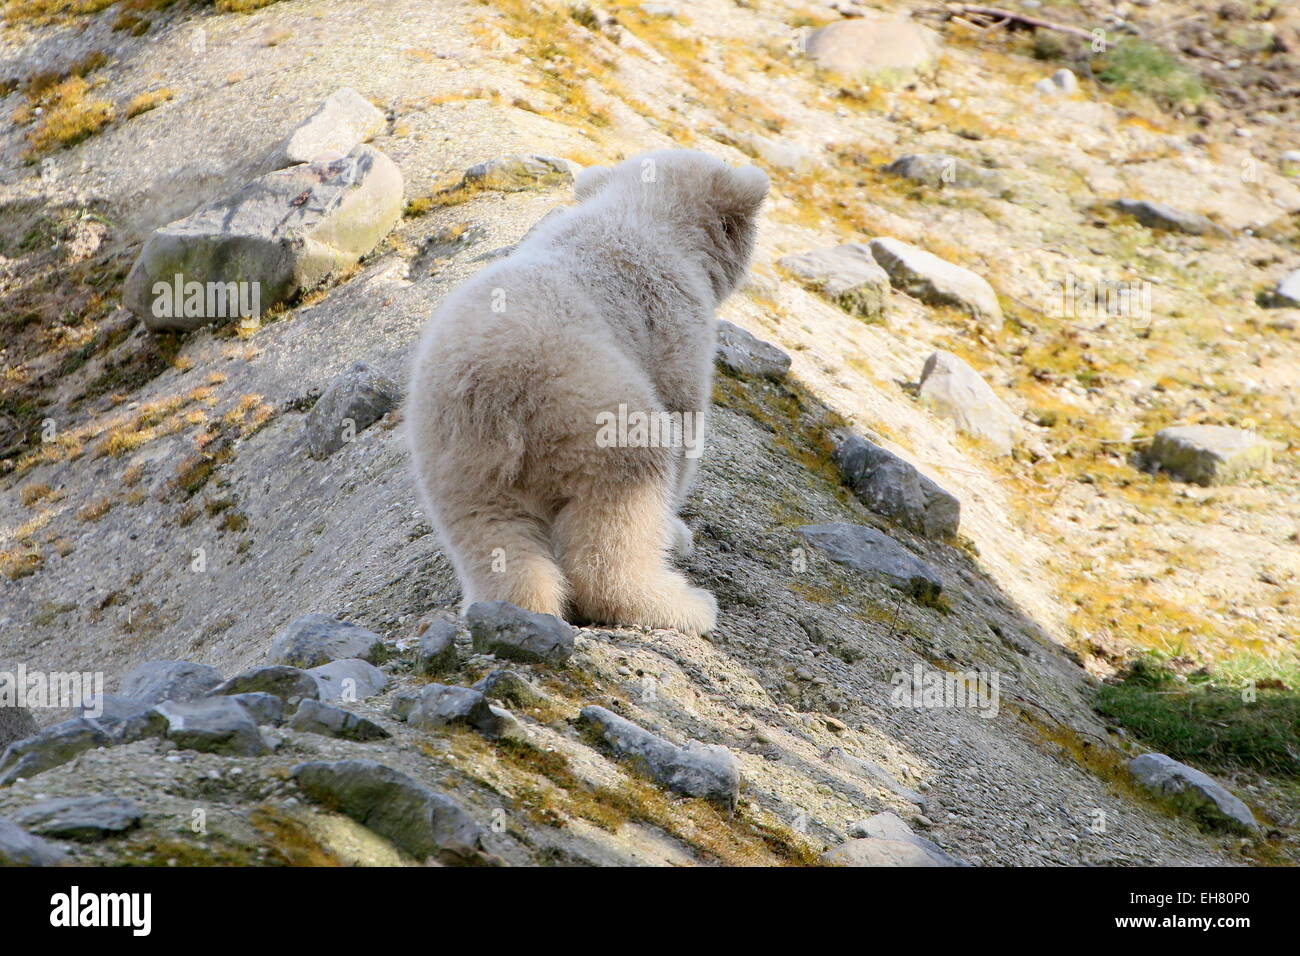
576,150,769,304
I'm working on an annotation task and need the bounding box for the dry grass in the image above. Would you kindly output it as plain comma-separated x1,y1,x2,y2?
17,75,114,158
19,482,52,506
125,87,173,118
76,496,113,522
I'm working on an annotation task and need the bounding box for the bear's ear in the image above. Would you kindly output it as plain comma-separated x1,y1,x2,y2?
575,164,614,201
712,164,769,217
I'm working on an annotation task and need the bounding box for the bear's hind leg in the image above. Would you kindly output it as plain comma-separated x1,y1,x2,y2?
553,479,717,636
438,501,569,619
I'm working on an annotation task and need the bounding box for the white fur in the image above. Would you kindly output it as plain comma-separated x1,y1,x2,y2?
406,149,767,636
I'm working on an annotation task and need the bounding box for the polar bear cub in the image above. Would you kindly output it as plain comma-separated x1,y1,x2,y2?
406,149,768,636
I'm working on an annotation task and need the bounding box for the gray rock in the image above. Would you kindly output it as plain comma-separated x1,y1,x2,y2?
917,350,1019,456
824,747,924,805
472,670,550,711
869,238,1002,329
822,836,951,866
209,665,321,709
269,614,387,668
77,693,151,723
227,692,286,727
579,705,740,807
1114,199,1230,237
303,361,401,459
12,794,142,842
1267,268,1300,307
846,811,967,865
883,154,1002,191
833,432,960,538
291,759,484,861
271,87,385,169
288,699,389,741
308,659,388,702
119,660,223,704
407,684,506,736
715,320,792,379
124,145,404,331
778,243,890,322
415,619,459,677
0,818,68,866
0,705,39,750
0,718,114,787
461,154,578,192
156,697,269,756
102,708,168,746
796,523,943,604
1033,68,1078,96
804,16,941,83
1145,425,1272,486
389,687,422,722
466,601,574,664
1128,753,1259,833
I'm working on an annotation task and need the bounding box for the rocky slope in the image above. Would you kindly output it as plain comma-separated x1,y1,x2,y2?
0,0,1296,865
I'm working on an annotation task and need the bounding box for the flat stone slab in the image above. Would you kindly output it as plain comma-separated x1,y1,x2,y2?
797,522,943,603
0,817,68,865
1128,753,1258,833
120,660,223,704
466,601,574,664
1145,425,1272,486
883,154,1002,191
269,614,387,668
288,699,389,741
845,811,967,865
821,836,951,866
303,361,401,459
715,320,792,379
156,697,269,756
918,350,1019,456
579,705,740,807
271,87,385,168
125,145,403,331
1114,199,1230,237
308,659,388,702
778,243,890,322
833,431,960,539
292,759,484,861
0,718,114,787
12,794,142,842
869,238,1002,329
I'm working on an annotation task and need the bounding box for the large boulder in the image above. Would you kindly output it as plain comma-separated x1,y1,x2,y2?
125,145,403,331
821,836,952,867
0,718,114,786
796,523,943,604
119,660,223,704
804,17,941,84
1144,425,1272,486
269,614,387,668
1128,753,1258,833
308,659,388,703
303,361,401,459
917,350,1020,456
270,87,385,169
778,243,890,322
715,320,792,379
465,602,574,665
0,818,69,866
155,697,269,756
291,759,484,861
869,238,1002,329
832,432,960,539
